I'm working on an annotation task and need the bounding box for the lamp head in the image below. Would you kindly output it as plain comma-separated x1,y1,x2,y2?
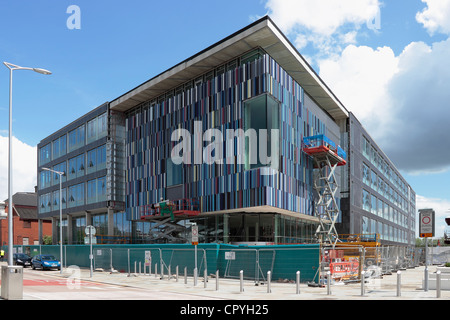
33,68,52,75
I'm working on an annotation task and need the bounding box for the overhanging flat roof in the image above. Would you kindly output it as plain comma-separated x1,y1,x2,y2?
110,16,348,121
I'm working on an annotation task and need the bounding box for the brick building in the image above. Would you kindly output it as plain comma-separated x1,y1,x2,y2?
0,192,52,247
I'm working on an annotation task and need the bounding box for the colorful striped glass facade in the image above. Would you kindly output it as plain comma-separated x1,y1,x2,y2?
125,53,334,223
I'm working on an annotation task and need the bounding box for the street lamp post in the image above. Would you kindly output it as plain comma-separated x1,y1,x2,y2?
3,62,51,267
42,167,64,274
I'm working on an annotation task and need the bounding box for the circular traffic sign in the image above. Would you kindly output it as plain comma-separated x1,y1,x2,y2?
85,225,96,236
422,216,431,224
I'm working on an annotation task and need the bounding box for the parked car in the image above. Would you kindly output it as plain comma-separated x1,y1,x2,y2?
31,254,61,270
13,253,32,267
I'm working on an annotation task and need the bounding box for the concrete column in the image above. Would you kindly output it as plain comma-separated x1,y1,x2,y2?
107,208,114,237
51,217,58,245
38,219,43,245
85,211,92,226
223,214,229,244
66,214,73,244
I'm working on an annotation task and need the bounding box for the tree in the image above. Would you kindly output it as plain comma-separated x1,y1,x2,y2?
43,235,52,245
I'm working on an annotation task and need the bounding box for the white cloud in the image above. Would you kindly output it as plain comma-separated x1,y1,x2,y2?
319,45,398,136
318,37,450,174
265,0,381,59
416,0,450,35
265,0,380,36
0,136,37,201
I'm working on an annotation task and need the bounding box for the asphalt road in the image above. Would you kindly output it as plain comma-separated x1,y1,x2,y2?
7,266,221,300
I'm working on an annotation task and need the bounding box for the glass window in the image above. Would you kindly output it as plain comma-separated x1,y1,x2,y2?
87,179,96,204
76,183,84,207
93,213,107,236
39,193,51,214
362,189,371,212
98,113,108,138
97,177,106,202
39,170,52,190
97,145,106,170
52,162,66,186
371,194,377,215
76,154,85,178
68,183,84,208
87,177,107,204
362,163,370,186
68,157,77,181
87,148,97,174
39,143,51,165
52,135,67,160
68,125,85,152
362,216,369,234
68,185,76,208
243,94,280,171
377,198,383,217
371,170,377,190
166,158,182,186
86,118,97,144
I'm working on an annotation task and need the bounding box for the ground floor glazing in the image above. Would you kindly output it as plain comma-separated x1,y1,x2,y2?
52,211,318,245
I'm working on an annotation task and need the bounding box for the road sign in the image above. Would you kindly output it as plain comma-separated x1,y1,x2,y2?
225,252,235,260
191,225,198,245
145,251,151,266
419,209,435,238
84,237,97,245
85,225,96,236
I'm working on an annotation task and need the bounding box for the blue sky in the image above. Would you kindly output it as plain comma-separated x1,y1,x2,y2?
1,0,450,238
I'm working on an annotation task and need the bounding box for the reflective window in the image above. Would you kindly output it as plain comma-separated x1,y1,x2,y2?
52,135,67,160
68,183,84,208
39,143,51,165
166,158,182,186
243,94,280,170
68,125,85,152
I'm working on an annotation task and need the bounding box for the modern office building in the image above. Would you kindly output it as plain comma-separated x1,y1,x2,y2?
37,16,415,247
37,103,128,244
337,113,416,246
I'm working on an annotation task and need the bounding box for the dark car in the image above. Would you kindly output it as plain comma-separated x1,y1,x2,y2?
31,254,61,270
13,253,32,267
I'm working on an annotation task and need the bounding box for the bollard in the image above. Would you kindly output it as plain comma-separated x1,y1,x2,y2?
139,261,141,275
155,263,158,278
176,266,179,282
194,267,198,286
168,265,171,280
134,261,137,274
361,271,365,296
216,270,219,291
397,271,401,297
240,270,244,293
204,269,207,288
327,271,331,295
267,271,271,293
424,266,429,291
437,271,441,298
296,271,300,294
184,266,187,284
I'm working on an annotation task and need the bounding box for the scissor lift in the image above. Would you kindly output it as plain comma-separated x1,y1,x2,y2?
303,135,347,247
139,199,201,243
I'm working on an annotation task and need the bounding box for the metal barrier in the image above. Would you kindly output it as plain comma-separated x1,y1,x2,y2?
14,243,422,285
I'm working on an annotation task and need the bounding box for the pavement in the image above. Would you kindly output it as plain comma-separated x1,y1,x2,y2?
17,264,449,300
